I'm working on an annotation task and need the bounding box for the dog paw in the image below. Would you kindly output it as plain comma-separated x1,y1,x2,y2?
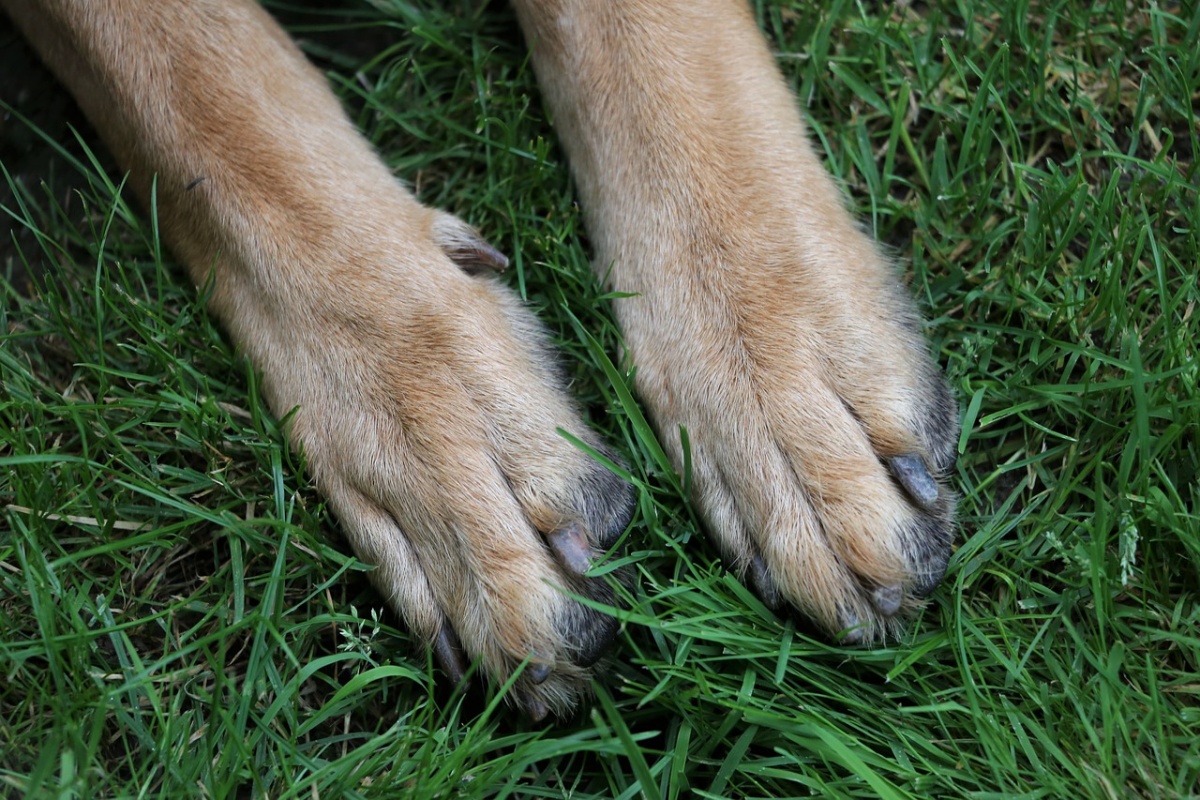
241,209,633,718
511,0,957,642
610,175,957,642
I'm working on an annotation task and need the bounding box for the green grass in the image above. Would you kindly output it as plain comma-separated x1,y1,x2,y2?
2,0,1198,797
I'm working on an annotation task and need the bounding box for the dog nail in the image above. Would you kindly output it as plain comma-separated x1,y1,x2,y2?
524,696,550,723
445,239,509,273
527,661,552,684
839,615,866,645
888,454,939,509
749,555,783,609
431,212,509,273
432,625,468,686
547,523,592,575
872,584,903,616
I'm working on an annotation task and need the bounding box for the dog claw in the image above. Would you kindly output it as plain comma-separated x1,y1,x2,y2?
546,523,593,575
524,696,550,723
838,614,866,645
432,624,468,686
527,661,552,685
871,584,903,616
445,239,509,273
430,210,510,273
888,454,940,509
748,554,783,609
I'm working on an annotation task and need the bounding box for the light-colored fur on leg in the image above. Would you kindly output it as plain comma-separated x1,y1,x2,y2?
4,0,956,718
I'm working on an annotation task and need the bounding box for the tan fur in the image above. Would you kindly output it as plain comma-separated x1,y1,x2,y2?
514,0,957,635
3,0,956,716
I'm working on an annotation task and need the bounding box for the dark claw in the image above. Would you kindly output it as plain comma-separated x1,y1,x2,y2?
912,559,950,598
871,584,903,616
527,661,552,685
430,211,510,273
546,522,593,575
839,614,865,645
749,554,783,609
888,454,940,510
588,466,637,548
432,625,468,686
444,239,509,274
524,696,550,723
897,510,954,598
565,603,620,667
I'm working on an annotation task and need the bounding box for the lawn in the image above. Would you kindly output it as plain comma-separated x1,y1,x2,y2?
2,0,1198,797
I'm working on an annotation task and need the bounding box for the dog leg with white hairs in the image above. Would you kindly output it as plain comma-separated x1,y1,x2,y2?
514,0,958,639
2,0,635,719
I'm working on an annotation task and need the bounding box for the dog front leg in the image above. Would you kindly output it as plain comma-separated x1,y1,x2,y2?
514,0,957,637
3,0,635,717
